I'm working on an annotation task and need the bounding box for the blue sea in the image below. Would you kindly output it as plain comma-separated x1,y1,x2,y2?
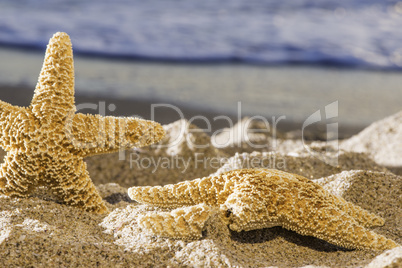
1,0,402,70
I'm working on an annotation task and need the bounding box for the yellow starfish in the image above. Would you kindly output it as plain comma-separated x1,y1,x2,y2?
128,169,400,250
0,32,165,214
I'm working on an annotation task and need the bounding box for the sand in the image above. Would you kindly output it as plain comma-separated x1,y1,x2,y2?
0,111,401,267
340,110,402,175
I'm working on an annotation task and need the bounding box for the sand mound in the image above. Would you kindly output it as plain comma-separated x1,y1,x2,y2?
341,110,402,173
212,117,285,155
365,247,402,268
213,151,388,179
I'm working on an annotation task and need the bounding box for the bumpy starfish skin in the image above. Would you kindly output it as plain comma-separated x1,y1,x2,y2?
138,203,212,239
129,169,400,250
0,32,165,214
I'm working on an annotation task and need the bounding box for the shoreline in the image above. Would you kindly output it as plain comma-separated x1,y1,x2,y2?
0,84,365,138
1,47,402,137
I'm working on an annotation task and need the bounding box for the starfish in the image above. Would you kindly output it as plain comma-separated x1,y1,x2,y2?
128,169,400,250
0,32,165,214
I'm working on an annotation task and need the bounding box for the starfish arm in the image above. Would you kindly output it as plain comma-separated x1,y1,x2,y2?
223,186,399,250
292,172,385,228
0,152,37,197
326,194,385,228
128,174,231,208
67,113,165,157
30,32,76,121
220,170,400,251
138,204,211,239
0,101,28,150
294,172,386,228
49,158,109,214
280,204,400,251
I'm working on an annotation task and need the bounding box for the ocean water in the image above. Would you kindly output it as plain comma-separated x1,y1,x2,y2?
1,0,402,132
1,47,402,132
1,0,402,69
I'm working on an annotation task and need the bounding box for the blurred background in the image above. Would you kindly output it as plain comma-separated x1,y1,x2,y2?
0,0,401,137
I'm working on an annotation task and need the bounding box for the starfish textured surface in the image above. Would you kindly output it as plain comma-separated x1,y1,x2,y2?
138,203,212,239
0,32,165,214
129,169,400,250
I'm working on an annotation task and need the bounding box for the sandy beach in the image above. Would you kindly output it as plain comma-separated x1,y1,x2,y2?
0,106,401,267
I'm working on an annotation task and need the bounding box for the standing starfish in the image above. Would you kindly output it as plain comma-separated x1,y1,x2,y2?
128,169,400,250
0,32,165,214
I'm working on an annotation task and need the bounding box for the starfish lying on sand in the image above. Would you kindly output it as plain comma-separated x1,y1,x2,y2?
129,169,400,251
0,32,165,214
